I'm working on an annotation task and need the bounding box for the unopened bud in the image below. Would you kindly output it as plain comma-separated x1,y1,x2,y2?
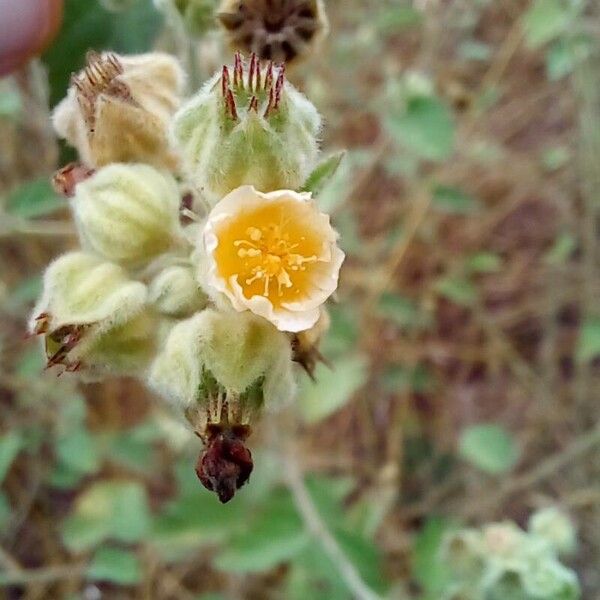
148,265,207,317
71,163,184,268
29,252,154,376
149,309,295,422
529,507,577,556
172,52,321,200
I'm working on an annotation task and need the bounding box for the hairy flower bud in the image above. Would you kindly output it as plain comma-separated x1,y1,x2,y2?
52,51,185,169
172,52,321,200
529,507,577,556
149,309,295,421
149,309,294,502
71,164,184,268
218,0,328,65
148,265,207,317
29,252,155,377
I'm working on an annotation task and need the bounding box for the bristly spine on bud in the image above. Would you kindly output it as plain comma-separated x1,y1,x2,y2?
220,53,286,122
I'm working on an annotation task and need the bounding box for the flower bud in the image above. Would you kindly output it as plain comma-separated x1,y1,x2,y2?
148,265,207,317
519,559,580,600
71,163,184,268
52,51,185,169
149,308,294,502
217,0,328,65
529,507,577,556
172,53,321,200
149,308,295,423
29,252,155,377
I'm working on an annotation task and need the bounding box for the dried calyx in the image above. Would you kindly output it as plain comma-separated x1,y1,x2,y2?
195,424,253,503
71,51,136,135
218,0,328,64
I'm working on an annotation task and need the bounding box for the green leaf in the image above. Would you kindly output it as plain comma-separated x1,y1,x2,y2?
300,355,367,424
88,546,141,585
63,481,151,551
6,179,65,219
541,146,570,172
4,276,42,315
374,6,422,33
465,252,502,274
435,276,478,307
412,517,455,598
150,460,246,561
576,317,600,363
56,429,100,475
301,152,346,196
381,364,434,395
0,433,22,482
321,305,359,358
523,0,573,49
377,293,420,328
459,40,492,62
288,527,386,599
0,87,22,118
432,186,479,214
387,95,455,161
546,35,592,80
545,232,576,264
214,491,308,573
0,493,11,530
43,0,163,106
459,424,519,475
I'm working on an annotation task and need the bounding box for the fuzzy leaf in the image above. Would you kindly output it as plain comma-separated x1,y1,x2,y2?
576,317,600,363
6,179,65,219
302,152,346,196
0,433,22,483
63,481,151,551
459,424,519,474
300,355,367,423
88,546,142,585
432,186,479,214
387,95,455,161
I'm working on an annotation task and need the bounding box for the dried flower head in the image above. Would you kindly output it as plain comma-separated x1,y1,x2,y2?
218,0,328,64
172,52,321,200
53,51,185,169
201,185,343,332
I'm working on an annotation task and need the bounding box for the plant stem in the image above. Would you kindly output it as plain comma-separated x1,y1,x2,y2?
278,425,382,600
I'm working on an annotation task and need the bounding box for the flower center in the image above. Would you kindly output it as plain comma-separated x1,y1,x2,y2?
234,225,317,298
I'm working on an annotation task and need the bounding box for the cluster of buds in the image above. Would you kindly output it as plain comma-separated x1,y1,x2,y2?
32,47,342,502
440,508,580,599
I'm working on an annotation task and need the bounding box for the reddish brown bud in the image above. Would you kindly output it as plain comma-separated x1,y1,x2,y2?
195,425,253,503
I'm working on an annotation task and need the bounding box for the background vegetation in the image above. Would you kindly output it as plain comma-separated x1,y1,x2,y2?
1,0,599,597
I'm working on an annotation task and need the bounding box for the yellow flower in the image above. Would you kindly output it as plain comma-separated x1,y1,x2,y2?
202,186,344,332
